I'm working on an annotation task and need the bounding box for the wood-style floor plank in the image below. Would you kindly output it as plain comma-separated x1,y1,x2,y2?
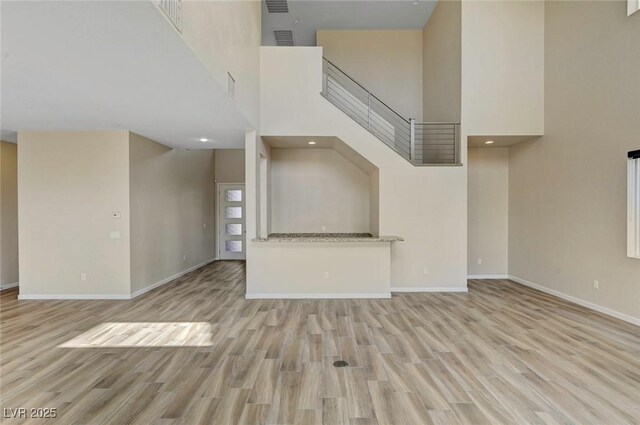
1,261,639,424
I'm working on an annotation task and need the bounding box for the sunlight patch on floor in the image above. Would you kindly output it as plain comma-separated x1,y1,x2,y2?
58,322,215,347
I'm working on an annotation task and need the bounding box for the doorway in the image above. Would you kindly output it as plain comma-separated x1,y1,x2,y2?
217,183,246,260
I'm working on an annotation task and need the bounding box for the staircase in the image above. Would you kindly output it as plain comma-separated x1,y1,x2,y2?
321,58,460,166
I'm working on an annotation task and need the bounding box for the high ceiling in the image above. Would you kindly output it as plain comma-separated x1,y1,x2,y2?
1,1,249,148
1,1,438,147
262,0,438,46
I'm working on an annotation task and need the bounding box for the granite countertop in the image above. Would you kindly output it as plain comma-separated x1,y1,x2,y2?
252,233,404,243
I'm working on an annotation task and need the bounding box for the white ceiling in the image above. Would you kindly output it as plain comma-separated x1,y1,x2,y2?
262,135,377,173
262,0,438,46
468,135,542,148
1,1,250,148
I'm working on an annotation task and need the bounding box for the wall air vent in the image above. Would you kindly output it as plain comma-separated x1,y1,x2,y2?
266,0,289,13
274,30,295,46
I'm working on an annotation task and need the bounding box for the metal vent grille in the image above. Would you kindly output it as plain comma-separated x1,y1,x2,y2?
158,0,182,32
274,30,295,46
265,0,289,13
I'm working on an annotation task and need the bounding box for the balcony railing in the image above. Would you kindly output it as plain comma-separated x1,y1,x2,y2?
321,58,460,166
411,120,460,165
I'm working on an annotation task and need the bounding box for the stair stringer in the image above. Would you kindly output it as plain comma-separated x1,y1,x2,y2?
260,46,467,289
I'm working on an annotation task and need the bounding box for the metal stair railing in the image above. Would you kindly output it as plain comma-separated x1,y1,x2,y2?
321,58,460,166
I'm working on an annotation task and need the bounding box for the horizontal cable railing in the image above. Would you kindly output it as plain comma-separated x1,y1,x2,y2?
322,59,411,161
411,121,460,165
321,58,460,165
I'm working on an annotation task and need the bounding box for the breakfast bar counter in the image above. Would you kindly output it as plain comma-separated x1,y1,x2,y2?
252,233,404,243
246,233,402,299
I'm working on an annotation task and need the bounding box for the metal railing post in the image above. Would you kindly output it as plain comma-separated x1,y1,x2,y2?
454,123,459,165
322,62,328,95
410,118,416,162
367,93,371,130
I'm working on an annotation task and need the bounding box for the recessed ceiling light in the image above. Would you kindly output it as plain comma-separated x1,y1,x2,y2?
308,141,317,145
199,138,209,142
412,1,419,5
485,140,494,144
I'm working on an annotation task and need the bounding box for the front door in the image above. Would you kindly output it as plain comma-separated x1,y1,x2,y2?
218,183,246,260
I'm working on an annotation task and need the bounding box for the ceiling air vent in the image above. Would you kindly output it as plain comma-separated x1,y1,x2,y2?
274,30,295,46
265,0,289,13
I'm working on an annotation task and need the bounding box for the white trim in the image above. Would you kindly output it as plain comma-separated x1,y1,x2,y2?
628,156,640,259
467,275,509,280
259,154,268,239
1,282,19,291
245,293,391,299
508,275,640,327
18,293,130,300
131,258,217,299
391,286,468,293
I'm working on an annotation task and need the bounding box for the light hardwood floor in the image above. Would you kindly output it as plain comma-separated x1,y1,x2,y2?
1,261,639,424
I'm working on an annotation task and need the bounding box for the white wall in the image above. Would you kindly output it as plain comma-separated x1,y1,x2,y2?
129,133,215,295
180,0,261,128
422,0,461,122
270,148,371,234
1,141,19,287
317,30,423,120
369,168,380,237
17,131,217,299
248,243,391,297
258,47,467,290
468,147,508,277
246,130,271,290
18,131,131,298
461,0,544,136
509,0,640,322
215,149,245,183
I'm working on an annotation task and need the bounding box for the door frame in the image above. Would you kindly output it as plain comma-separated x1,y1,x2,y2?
216,182,246,260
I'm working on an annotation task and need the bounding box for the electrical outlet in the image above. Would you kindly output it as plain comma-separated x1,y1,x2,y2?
423,267,429,275
322,225,327,232
183,255,187,262
593,280,599,289
323,271,329,280
81,273,87,281
477,258,483,265
203,223,207,229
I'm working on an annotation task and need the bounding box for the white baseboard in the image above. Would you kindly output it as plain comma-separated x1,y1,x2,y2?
508,275,640,327
18,259,216,301
18,293,130,300
245,293,392,299
0,282,19,291
467,275,509,279
131,258,217,299
391,286,468,293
